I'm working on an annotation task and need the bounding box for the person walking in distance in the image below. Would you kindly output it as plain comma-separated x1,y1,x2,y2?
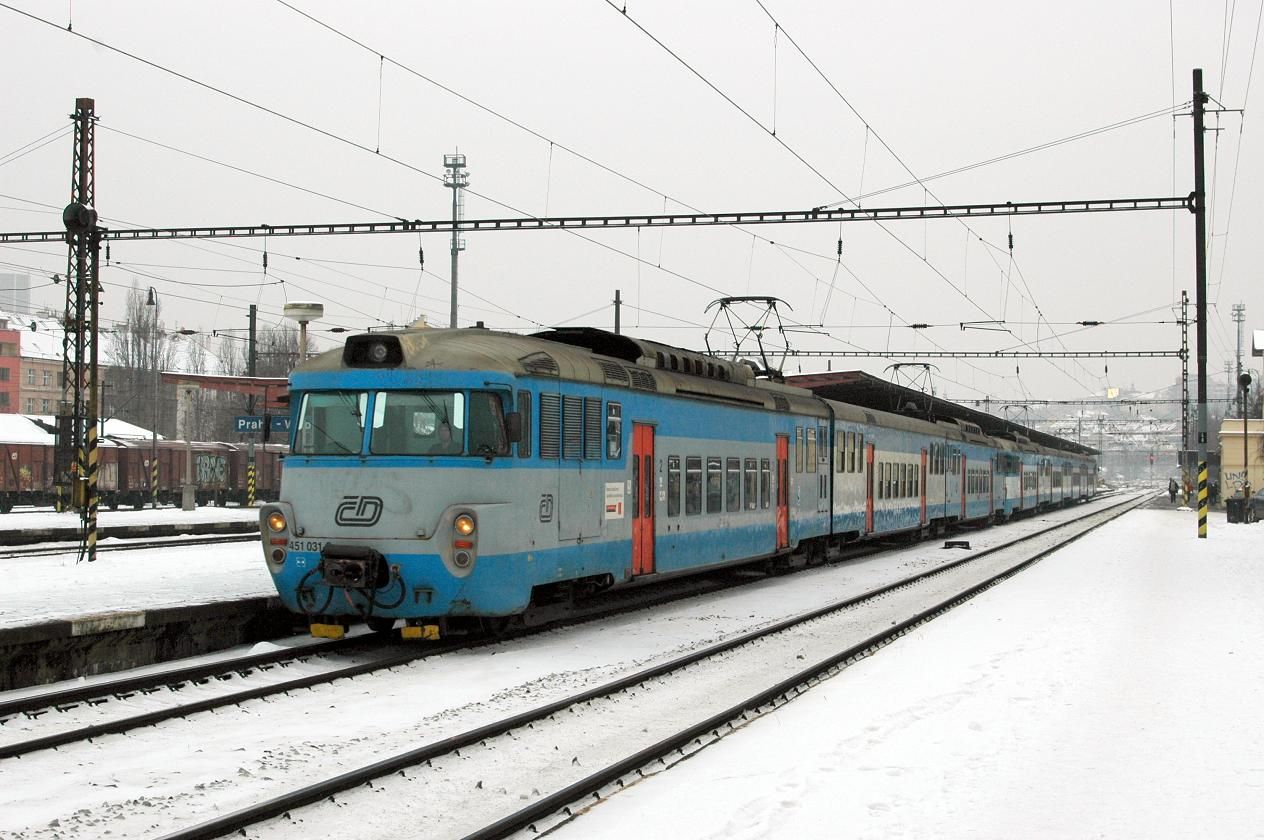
1168,477,1178,504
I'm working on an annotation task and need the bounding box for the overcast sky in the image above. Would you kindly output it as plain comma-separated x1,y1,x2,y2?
1,0,1260,407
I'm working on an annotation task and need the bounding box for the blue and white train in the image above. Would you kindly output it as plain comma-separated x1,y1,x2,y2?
259,327,1097,638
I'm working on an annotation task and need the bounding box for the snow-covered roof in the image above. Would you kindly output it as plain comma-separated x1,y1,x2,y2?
0,307,64,361
0,413,54,444
0,415,162,445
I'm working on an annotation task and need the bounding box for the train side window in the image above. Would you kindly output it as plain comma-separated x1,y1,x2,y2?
845,432,854,473
795,427,803,473
606,402,622,460
877,463,884,499
899,463,907,497
760,458,771,508
726,457,741,512
516,391,532,459
706,456,723,514
806,427,817,474
631,452,639,519
856,435,864,471
667,456,681,517
685,456,702,515
744,458,758,510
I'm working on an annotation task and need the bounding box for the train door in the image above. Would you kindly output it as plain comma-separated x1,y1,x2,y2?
920,448,928,527
631,423,655,576
775,434,789,549
960,455,968,520
865,442,875,533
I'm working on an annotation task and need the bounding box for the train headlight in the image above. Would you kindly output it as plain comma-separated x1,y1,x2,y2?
454,513,476,537
267,511,288,533
368,341,390,363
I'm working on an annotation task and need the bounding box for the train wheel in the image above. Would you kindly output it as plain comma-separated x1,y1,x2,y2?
366,616,396,635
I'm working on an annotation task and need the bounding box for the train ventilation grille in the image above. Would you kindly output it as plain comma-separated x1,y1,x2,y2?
627,368,658,391
519,352,559,376
598,361,630,386
772,395,790,412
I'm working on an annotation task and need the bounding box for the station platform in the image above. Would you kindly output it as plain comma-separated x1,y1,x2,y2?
0,506,260,545
0,521,287,690
556,501,1264,840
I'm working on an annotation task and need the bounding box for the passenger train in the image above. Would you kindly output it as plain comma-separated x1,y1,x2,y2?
259,327,1098,639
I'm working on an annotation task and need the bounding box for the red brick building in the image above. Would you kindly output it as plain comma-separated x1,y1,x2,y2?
0,317,21,413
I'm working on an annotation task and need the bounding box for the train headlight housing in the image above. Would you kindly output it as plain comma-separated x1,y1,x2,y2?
267,511,288,533
454,513,476,537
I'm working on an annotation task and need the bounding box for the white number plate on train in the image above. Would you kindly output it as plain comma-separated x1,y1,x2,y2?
288,539,327,552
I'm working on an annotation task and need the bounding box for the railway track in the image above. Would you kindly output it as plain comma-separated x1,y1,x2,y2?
0,493,1130,765
112,491,1146,840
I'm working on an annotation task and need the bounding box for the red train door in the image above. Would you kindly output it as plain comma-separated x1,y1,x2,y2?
632,423,655,576
920,448,928,527
865,442,875,534
775,434,789,549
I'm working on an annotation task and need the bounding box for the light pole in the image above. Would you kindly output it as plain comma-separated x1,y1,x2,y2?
1241,372,1253,499
146,288,159,509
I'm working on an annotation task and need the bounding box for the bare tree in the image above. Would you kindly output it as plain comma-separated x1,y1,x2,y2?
104,283,178,435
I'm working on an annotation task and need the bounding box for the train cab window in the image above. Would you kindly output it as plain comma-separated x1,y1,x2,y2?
606,402,622,459
685,457,702,515
760,458,771,508
744,458,758,510
706,456,723,514
468,392,510,457
295,391,368,455
667,456,681,517
369,391,471,456
806,427,817,474
726,457,741,511
516,391,532,458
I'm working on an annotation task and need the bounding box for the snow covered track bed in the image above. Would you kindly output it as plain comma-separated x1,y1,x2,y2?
3,492,1133,840
0,533,259,560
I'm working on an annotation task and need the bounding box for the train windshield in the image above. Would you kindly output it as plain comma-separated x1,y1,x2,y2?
295,392,368,455
368,390,509,457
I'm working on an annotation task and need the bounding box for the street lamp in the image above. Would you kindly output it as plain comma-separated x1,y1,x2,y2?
143,288,194,508
1240,372,1253,499
145,289,159,508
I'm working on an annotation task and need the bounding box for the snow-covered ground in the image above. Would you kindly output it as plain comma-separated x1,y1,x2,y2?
0,505,259,533
553,505,1264,840
0,538,271,629
2,497,1260,839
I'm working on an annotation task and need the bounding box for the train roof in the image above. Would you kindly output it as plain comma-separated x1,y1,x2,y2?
785,370,1098,457
301,327,826,415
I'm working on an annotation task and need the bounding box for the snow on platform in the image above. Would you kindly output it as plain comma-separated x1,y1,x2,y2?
0,537,272,631
554,506,1264,840
0,505,258,534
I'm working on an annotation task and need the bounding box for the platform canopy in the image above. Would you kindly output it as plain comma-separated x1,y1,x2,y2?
784,370,1098,457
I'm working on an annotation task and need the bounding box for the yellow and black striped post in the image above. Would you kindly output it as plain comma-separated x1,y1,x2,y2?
246,462,256,507
84,424,99,562
151,458,159,507
1197,460,1208,538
